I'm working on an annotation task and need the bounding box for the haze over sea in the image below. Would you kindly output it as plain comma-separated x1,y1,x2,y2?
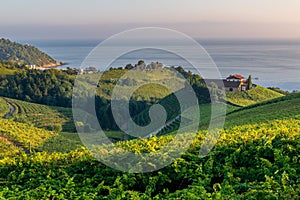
24,39,300,91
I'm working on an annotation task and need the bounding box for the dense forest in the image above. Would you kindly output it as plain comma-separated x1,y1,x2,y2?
0,38,59,67
0,69,74,107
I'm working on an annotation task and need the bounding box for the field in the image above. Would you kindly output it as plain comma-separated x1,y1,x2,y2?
225,86,284,107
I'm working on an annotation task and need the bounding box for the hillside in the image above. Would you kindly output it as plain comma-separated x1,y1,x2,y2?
0,38,60,67
0,90,299,198
3,97,75,132
156,92,299,135
224,92,300,128
225,85,284,107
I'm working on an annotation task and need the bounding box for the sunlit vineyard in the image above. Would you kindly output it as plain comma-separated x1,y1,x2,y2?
0,119,299,199
0,118,56,157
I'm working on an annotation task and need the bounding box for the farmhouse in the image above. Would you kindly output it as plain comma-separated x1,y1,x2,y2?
201,74,251,92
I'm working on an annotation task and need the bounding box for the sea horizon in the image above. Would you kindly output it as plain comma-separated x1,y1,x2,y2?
17,38,300,92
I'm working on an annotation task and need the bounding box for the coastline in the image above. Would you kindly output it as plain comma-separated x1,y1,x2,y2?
36,62,67,69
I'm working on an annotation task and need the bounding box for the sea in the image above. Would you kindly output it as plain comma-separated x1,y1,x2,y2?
23,39,300,91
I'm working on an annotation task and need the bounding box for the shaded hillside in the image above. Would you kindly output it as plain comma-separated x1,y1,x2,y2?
0,38,59,67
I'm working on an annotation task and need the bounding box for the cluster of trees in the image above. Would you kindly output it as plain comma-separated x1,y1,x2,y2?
0,69,74,107
124,60,163,70
0,38,57,66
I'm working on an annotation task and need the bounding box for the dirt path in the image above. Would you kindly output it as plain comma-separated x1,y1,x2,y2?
3,100,16,119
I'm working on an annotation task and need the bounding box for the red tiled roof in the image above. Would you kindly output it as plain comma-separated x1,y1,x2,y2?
227,74,244,80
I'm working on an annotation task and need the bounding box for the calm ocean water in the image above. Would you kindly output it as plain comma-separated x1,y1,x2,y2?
25,39,300,91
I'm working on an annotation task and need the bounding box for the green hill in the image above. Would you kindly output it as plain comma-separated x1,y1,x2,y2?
158,92,299,135
225,85,284,107
0,38,59,67
224,92,300,128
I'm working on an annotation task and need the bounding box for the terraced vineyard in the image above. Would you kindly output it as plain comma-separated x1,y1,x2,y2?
6,98,75,132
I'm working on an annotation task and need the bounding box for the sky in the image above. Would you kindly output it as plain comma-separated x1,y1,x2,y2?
1,0,300,40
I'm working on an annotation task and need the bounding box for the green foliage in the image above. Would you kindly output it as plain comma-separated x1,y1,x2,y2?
0,118,56,157
225,86,284,107
268,87,290,95
247,75,253,90
0,98,9,117
0,119,299,199
225,92,300,128
0,61,20,78
0,38,58,66
93,67,210,131
0,69,74,107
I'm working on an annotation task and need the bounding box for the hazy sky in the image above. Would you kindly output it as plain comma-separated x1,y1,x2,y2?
1,0,300,39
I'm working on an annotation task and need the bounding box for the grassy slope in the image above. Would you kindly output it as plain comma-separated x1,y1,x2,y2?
225,86,284,107
194,92,300,131
224,92,300,128
95,68,184,101
163,92,299,135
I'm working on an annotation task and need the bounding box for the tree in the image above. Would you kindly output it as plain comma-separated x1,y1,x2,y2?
209,82,219,102
247,75,253,90
125,64,134,70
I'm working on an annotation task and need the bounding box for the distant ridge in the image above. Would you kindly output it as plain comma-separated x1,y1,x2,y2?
0,38,62,67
